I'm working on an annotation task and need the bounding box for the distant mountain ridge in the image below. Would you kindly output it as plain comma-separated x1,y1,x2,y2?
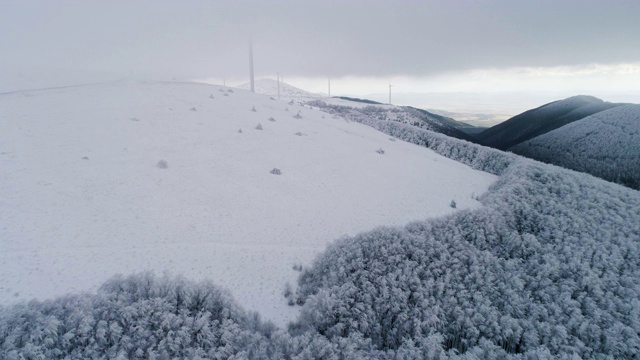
477,95,624,150
511,104,640,189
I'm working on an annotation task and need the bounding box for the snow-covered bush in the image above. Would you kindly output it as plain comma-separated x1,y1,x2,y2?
156,160,168,169
0,273,278,359
251,106,257,112
190,107,197,111
270,168,281,175
255,123,263,130
293,111,302,119
268,117,276,122
376,148,385,155
450,200,456,208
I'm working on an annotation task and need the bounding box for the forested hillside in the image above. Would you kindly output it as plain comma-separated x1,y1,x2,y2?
511,104,640,190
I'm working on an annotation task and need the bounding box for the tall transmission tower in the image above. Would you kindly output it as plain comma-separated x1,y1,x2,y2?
249,35,255,93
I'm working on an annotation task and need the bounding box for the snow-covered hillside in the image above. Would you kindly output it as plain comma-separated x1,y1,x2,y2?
235,78,322,98
511,104,640,189
0,80,496,326
308,99,476,141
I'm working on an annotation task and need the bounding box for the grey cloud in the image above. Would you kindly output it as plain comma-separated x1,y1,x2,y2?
2,0,639,86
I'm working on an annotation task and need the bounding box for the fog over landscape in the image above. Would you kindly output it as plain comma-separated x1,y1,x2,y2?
2,0,640,118
1,1,640,358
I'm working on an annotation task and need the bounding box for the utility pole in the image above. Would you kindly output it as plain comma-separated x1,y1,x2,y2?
277,73,280,98
328,78,331,98
249,35,255,93
389,84,392,105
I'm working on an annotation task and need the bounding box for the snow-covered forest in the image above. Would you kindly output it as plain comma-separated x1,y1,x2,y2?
2,96,639,358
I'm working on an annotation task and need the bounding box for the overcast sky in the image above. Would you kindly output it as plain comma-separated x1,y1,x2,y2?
2,0,640,99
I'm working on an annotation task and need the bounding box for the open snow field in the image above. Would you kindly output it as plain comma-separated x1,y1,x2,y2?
0,81,496,326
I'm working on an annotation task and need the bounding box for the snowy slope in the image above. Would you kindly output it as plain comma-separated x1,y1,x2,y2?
477,95,623,150
511,104,640,189
0,80,496,326
309,98,476,141
236,78,322,98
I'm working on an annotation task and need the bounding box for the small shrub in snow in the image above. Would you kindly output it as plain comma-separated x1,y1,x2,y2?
268,117,276,122
209,94,214,99
292,263,303,272
294,132,304,136
389,137,397,142
82,156,89,160
376,148,385,155
450,200,457,208
238,128,243,133
293,111,303,119
129,117,139,121
190,107,197,111
156,159,168,169
255,123,263,130
223,93,229,97
218,88,225,92
227,89,234,93
288,100,295,105
270,168,281,175
270,96,276,100
251,106,257,112
285,107,289,112
283,282,293,298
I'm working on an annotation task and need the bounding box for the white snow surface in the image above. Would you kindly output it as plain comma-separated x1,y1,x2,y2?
235,78,322,98
0,80,496,326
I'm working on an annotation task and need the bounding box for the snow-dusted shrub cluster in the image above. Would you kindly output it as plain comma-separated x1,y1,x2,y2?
0,274,378,359
293,161,640,358
0,273,270,359
511,104,640,190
